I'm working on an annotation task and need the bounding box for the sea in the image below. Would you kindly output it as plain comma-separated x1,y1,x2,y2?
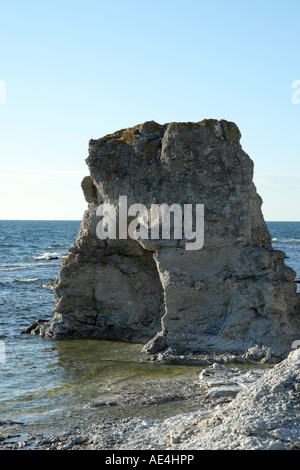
0,220,299,440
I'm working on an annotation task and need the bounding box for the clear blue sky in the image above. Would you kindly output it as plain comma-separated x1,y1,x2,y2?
0,0,300,220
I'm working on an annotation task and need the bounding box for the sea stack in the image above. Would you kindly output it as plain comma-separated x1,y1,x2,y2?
36,120,300,362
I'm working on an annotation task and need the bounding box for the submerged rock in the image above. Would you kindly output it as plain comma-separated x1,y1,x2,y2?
34,120,300,362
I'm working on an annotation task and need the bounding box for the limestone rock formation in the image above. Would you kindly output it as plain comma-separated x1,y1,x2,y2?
36,119,300,362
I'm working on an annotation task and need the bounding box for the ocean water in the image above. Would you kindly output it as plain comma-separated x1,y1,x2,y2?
0,220,299,439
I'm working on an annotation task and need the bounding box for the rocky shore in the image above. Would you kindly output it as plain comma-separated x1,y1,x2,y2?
1,349,299,450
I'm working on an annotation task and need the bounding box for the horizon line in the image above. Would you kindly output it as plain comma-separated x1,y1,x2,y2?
0,219,299,223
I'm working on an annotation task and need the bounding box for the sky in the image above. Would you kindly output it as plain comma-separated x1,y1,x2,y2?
0,0,300,221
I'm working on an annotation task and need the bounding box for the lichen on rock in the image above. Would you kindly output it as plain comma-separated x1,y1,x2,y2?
34,119,300,363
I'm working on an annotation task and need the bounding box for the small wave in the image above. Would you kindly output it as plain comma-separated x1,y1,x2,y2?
0,262,53,271
34,252,61,261
0,264,34,271
271,238,300,245
15,277,39,283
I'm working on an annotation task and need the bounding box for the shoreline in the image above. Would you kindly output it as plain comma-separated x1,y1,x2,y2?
0,373,230,450
3,351,298,451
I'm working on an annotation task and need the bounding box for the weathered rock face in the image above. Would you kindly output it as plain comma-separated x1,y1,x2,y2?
37,120,300,361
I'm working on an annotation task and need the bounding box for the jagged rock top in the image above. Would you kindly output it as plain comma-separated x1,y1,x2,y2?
89,119,242,147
